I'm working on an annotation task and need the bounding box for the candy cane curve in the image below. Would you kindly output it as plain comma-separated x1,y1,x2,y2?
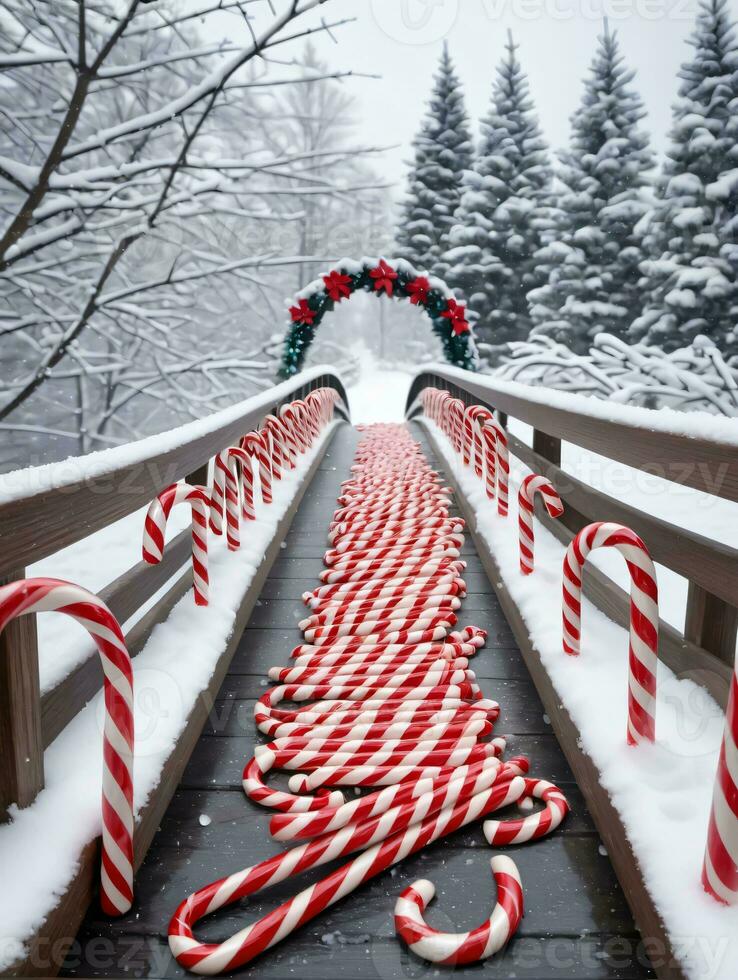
563,522,658,744
143,482,210,605
518,475,564,574
702,664,738,904
394,855,523,965
0,577,135,916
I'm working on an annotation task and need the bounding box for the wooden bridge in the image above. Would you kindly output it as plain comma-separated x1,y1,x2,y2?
1,364,736,980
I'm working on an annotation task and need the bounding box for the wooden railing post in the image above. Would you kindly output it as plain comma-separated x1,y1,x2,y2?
684,584,738,667
0,568,44,820
532,429,562,466
187,462,210,489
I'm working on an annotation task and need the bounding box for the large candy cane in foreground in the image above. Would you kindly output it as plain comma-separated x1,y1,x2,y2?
702,663,738,905
562,522,658,744
518,475,564,574
394,855,523,965
0,578,134,916
143,482,211,606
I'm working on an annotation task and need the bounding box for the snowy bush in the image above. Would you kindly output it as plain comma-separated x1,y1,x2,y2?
491,333,738,416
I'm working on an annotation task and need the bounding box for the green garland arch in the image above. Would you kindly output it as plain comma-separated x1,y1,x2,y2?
278,257,479,379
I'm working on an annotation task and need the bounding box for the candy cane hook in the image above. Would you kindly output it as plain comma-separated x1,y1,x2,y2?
518,475,564,574
563,522,658,744
143,483,211,606
0,577,135,916
394,856,523,965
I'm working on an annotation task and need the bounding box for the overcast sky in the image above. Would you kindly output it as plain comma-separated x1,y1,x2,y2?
201,0,736,191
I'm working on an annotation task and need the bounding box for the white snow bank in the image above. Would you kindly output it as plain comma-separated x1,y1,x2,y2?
0,424,335,972
425,419,738,980
0,365,344,505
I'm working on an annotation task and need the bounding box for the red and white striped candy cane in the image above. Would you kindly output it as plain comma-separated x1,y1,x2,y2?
563,522,658,744
169,775,526,973
484,417,509,516
0,578,135,916
483,778,570,844
518,475,564,574
240,432,273,509
463,405,492,476
702,664,738,904
143,482,210,606
394,855,523,965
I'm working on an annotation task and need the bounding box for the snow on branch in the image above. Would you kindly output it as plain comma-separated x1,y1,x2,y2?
492,333,738,416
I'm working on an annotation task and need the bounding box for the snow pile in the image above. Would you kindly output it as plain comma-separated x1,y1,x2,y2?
0,424,335,972
492,333,738,416
424,418,738,980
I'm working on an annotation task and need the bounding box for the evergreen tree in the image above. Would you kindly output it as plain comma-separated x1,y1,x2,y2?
395,43,473,277
444,32,552,352
528,24,654,352
631,0,738,353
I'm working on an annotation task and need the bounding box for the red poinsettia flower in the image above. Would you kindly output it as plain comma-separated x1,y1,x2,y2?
406,275,431,306
441,298,470,335
323,270,353,302
369,259,398,296
289,298,316,326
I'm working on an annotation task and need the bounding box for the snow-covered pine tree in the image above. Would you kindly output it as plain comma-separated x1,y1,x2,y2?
528,23,654,353
632,0,738,354
444,32,551,353
395,43,473,277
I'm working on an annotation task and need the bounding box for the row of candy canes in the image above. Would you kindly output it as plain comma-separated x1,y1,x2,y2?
142,389,340,604
422,387,738,908
0,389,339,922
168,422,570,974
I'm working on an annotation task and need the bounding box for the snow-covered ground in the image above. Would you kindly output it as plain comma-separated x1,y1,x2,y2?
0,424,335,972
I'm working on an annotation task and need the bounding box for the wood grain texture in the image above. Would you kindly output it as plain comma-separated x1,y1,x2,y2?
421,421,685,980
3,426,340,978
684,582,738,667
0,569,44,820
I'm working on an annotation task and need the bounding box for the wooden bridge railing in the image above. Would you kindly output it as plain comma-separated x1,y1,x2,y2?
0,365,349,826
407,365,738,978
406,365,738,709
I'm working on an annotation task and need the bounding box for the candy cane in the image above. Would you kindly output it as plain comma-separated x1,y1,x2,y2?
563,522,658,744
463,405,492,476
518,475,564,574
143,482,210,606
484,417,509,517
0,577,134,916
394,856,523,965
483,778,570,844
169,775,526,974
169,421,568,975
702,663,738,904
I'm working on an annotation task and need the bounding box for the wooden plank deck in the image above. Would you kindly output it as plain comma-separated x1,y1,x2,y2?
61,425,654,979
